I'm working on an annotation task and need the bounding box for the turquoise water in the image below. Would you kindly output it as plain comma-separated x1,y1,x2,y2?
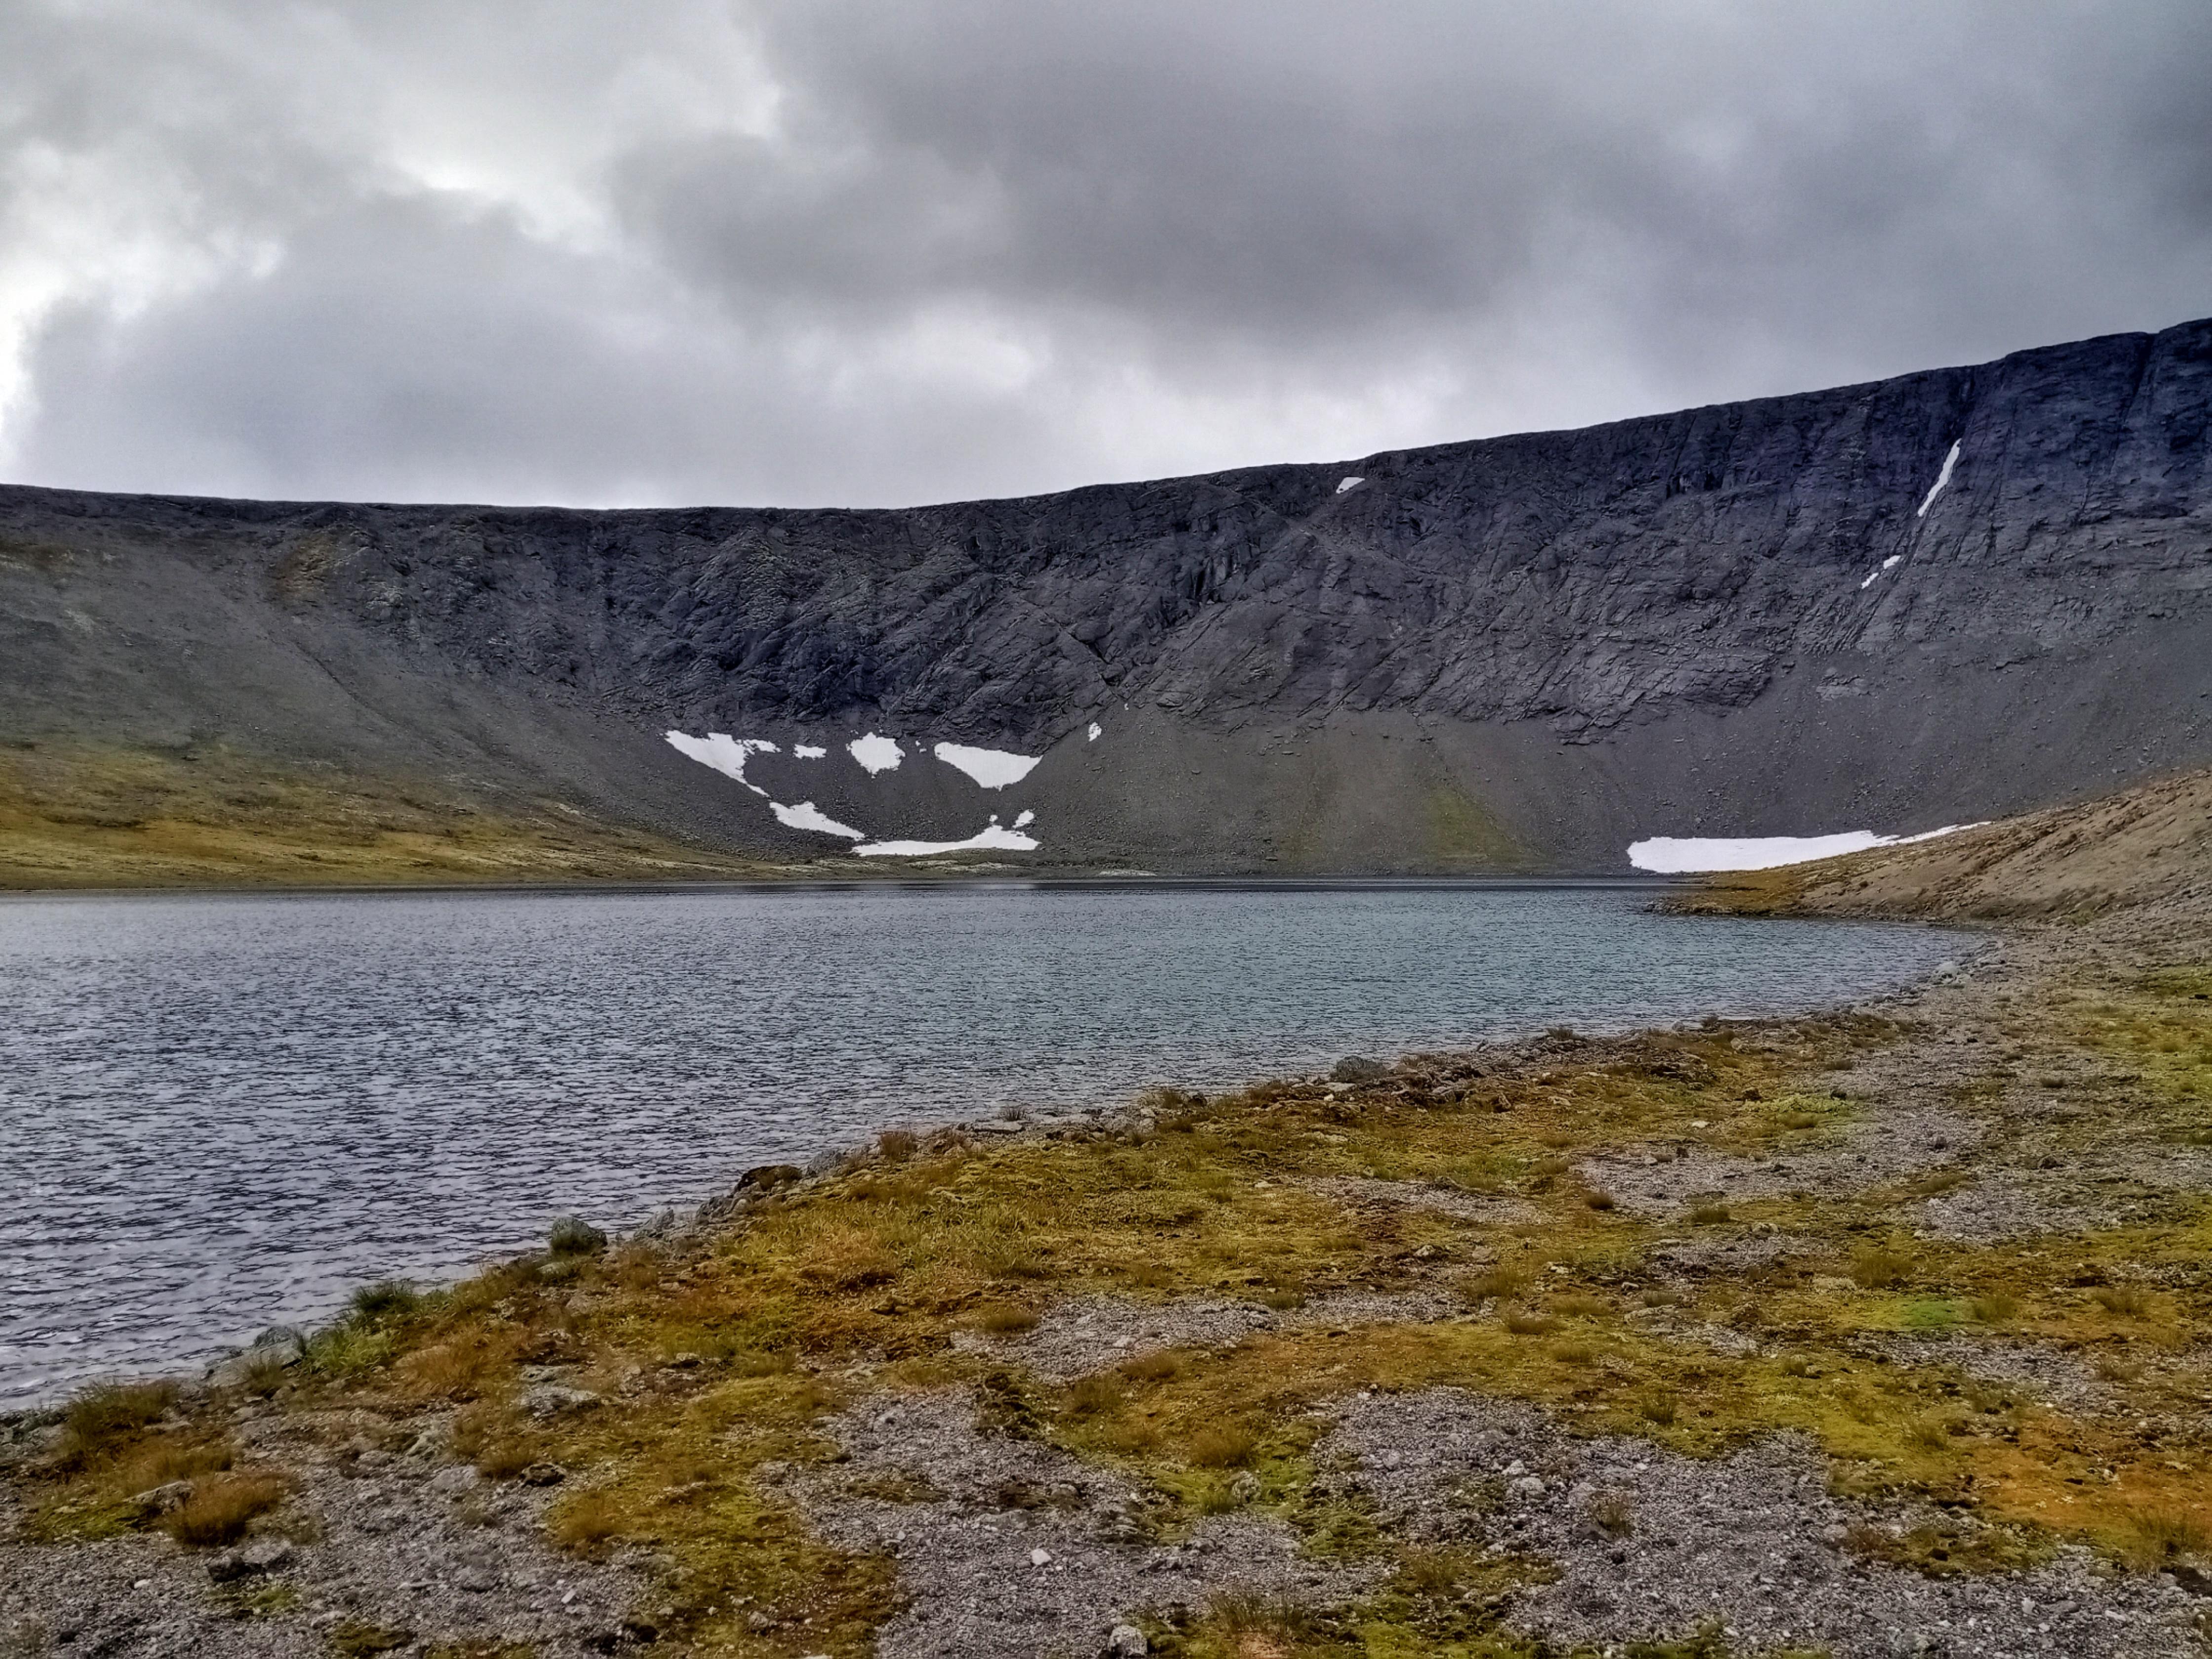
0,881,1962,1402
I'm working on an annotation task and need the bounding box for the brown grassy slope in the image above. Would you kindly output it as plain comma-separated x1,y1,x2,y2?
0,741,790,889
1670,765,2212,921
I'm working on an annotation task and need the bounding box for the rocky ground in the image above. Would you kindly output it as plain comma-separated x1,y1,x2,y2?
5,798,2212,1657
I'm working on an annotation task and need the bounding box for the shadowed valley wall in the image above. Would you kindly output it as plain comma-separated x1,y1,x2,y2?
1,318,2208,875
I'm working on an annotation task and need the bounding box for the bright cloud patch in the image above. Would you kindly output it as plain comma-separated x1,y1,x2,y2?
1628,824,1979,873
856,816,1040,857
793,744,828,759
665,730,776,794
770,800,864,840
934,742,1041,789
1917,441,1962,517
849,733,904,774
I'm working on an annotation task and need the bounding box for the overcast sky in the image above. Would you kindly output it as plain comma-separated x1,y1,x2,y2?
1,1,2207,509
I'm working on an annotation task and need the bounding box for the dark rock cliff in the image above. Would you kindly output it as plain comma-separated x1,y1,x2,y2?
2,317,2208,873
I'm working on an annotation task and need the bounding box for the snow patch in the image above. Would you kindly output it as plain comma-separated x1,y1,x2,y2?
1627,823,1982,873
848,733,903,775
665,731,776,795
769,800,864,840
856,816,1040,858
1859,553,1905,591
793,744,827,759
1014,809,1035,828
1336,475,1365,494
934,742,1041,790
1917,440,1961,517
1086,722,1102,742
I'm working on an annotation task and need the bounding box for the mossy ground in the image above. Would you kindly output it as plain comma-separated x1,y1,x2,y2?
8,936,2211,1655
0,741,786,889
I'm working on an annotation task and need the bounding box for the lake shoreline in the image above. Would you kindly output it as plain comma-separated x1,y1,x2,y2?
7,896,2208,1655
4,769,2207,1658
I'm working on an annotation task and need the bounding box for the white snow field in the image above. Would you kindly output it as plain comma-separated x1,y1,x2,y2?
1917,440,1962,516
1336,475,1365,494
856,817,1041,857
769,800,864,840
848,733,904,774
1628,824,1978,873
933,742,1041,789
663,731,775,794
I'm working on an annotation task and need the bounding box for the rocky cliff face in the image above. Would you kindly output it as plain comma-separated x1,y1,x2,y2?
2,318,2208,874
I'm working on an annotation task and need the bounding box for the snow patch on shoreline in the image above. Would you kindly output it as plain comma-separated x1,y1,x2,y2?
1629,823,1981,873
793,744,827,759
934,742,1040,789
849,733,903,774
770,800,865,840
665,731,776,795
857,816,1040,857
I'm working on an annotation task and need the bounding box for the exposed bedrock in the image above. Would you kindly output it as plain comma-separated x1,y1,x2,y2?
1,317,2208,873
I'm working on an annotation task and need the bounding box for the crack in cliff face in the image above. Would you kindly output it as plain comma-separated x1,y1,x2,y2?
0,317,2207,871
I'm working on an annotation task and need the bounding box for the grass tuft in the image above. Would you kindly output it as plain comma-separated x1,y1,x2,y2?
1118,1350,1183,1383
57,1380,178,1466
1063,1374,1125,1418
1185,1421,1260,1468
1639,1390,1680,1427
349,1280,420,1322
162,1471,286,1546
547,1489,626,1553
1591,1489,1635,1536
1850,1246,1911,1290
2119,1506,2208,1568
1969,1291,2019,1327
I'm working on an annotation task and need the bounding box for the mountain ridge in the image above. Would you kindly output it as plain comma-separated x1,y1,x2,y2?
2,316,2208,879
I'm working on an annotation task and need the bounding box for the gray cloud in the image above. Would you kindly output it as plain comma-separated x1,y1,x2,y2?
3,0,2209,507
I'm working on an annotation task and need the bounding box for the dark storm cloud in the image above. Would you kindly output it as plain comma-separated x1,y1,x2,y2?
3,0,2209,507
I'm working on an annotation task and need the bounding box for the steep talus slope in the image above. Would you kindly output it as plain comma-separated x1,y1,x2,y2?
1,317,2208,877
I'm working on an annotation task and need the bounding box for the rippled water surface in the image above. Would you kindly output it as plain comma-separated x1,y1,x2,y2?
0,882,1962,1401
